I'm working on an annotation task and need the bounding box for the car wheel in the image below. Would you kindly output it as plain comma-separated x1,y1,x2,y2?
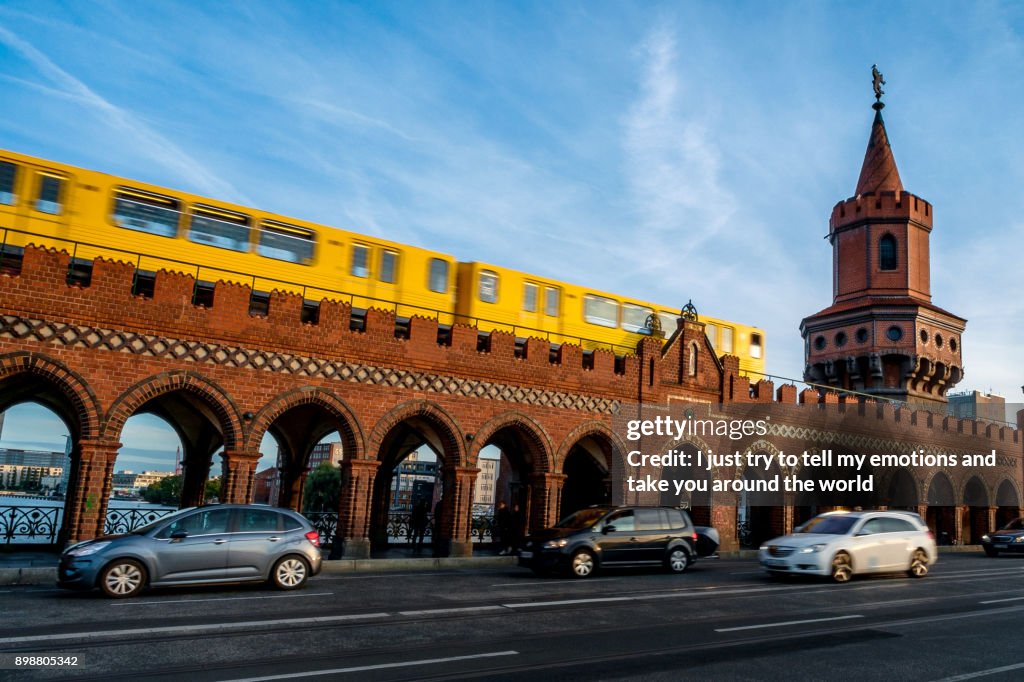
907,549,929,578
830,551,853,583
271,556,310,590
984,547,999,558
99,559,147,598
570,549,596,578
665,547,690,574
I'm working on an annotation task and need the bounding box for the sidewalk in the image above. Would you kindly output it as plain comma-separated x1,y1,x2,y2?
0,547,518,586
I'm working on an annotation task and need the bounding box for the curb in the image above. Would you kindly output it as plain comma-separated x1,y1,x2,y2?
0,567,57,586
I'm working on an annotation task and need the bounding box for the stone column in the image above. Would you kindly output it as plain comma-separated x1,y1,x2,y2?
955,505,968,545
220,450,261,504
336,459,379,559
446,466,479,558
63,439,120,544
987,506,997,535
529,473,567,530
714,505,739,552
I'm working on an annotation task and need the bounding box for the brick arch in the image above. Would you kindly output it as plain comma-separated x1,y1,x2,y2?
244,387,365,460
468,411,553,473
366,400,467,467
102,371,243,448
555,420,627,475
0,351,102,440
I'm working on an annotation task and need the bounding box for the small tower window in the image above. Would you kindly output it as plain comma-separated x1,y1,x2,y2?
879,234,897,271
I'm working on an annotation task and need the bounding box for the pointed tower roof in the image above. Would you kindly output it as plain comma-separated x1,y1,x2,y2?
855,102,903,195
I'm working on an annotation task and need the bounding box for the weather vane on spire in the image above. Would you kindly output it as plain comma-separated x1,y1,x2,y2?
871,64,886,108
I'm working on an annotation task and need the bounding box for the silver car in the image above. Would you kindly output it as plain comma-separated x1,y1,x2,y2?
58,504,323,598
759,510,936,583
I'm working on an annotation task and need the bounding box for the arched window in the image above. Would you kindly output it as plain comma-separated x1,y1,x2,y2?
879,234,897,271
688,342,698,377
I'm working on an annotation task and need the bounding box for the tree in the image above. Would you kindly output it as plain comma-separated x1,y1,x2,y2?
302,463,340,513
142,475,182,506
205,477,221,503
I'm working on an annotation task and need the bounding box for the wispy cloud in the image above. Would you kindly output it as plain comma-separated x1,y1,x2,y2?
0,25,245,203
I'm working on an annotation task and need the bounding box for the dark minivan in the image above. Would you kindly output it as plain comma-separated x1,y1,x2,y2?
518,505,699,578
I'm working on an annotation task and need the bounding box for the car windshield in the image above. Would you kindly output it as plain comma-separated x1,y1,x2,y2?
554,508,610,530
1001,517,1024,531
796,515,858,535
131,507,196,535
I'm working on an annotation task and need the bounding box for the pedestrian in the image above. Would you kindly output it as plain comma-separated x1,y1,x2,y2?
495,501,513,555
510,503,525,554
410,500,429,553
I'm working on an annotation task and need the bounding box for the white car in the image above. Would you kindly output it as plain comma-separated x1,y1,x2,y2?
759,510,936,583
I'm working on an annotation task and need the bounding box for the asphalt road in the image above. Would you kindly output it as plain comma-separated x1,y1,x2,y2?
2,554,1024,681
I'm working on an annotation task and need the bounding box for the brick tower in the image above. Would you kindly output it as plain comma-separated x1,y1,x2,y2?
801,72,965,406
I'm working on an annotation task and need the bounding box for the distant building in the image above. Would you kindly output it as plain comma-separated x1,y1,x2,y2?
0,448,67,492
309,442,344,469
948,390,1008,424
473,457,499,506
111,470,175,495
0,448,66,468
391,451,438,511
253,466,280,504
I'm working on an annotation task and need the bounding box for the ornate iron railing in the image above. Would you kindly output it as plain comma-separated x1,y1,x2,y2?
104,507,177,535
1,505,60,544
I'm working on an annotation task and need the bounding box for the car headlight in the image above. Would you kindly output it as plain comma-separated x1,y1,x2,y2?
66,541,111,557
799,544,827,554
1014,537,1024,544
982,534,990,543
543,538,569,549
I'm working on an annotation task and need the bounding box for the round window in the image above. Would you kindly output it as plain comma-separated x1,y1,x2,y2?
935,334,943,348
950,338,958,352
886,326,903,342
919,329,928,344
835,331,848,347
855,328,869,343
814,335,826,351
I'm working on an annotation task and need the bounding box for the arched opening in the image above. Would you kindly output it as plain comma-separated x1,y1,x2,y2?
658,443,710,526
963,476,989,544
926,473,956,545
738,455,783,549
996,480,1020,529
887,468,918,510
477,422,547,552
560,435,613,520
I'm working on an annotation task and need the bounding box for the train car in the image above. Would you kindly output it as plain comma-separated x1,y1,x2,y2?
455,261,766,374
0,149,458,322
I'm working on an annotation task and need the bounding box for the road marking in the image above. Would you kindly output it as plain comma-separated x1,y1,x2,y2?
319,572,453,581
505,596,636,608
489,578,619,587
110,592,334,606
219,650,520,681
0,612,390,645
930,662,1024,681
715,614,864,633
399,605,505,616
979,595,1024,604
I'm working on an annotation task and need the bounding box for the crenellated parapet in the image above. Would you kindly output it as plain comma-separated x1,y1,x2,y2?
830,190,932,234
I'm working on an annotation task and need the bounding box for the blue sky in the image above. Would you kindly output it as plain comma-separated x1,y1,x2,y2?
1,1,1023,468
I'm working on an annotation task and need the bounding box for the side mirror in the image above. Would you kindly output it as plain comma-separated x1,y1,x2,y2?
171,530,188,540
603,524,616,534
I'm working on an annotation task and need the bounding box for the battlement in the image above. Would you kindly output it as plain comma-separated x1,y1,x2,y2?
830,190,932,230
1,244,641,399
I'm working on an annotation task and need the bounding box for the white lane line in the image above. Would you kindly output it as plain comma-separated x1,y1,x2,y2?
219,650,520,681
0,612,390,645
399,605,505,616
489,578,619,587
111,592,334,606
505,596,636,608
930,662,1024,681
715,614,864,633
979,595,1024,604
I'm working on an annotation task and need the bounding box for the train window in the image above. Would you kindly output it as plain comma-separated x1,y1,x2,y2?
705,323,717,350
479,270,498,303
523,283,538,312
751,332,763,359
188,205,250,252
657,312,676,333
113,188,181,238
351,244,369,278
621,303,653,333
258,220,314,263
428,258,449,293
544,287,558,316
36,174,63,214
583,294,618,328
379,250,397,283
720,326,734,353
0,161,16,205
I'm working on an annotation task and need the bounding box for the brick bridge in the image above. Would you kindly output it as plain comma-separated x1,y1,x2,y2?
1,246,1021,554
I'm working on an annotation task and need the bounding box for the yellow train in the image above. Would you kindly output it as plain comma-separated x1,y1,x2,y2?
0,149,765,373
